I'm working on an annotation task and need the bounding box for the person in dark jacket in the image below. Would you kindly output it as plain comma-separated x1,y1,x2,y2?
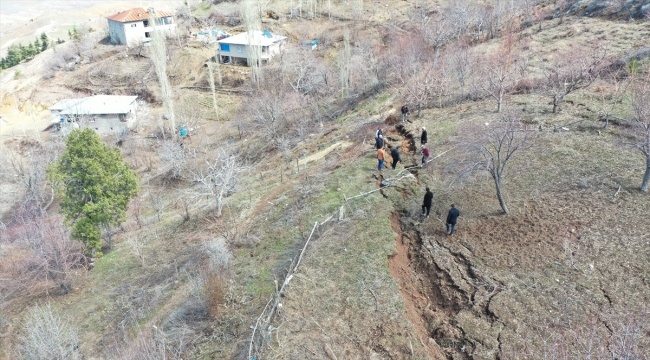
375,134,384,150
422,188,433,217
390,146,401,170
446,204,460,235
401,104,409,122
421,127,428,147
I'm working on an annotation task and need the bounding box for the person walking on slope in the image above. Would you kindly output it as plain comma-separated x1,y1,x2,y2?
421,127,428,147
390,146,401,170
422,187,433,217
401,104,409,122
375,128,384,141
377,148,386,171
421,146,430,167
375,134,384,150
446,204,460,235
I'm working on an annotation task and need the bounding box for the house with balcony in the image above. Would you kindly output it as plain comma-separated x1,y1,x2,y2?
107,7,176,46
216,30,287,65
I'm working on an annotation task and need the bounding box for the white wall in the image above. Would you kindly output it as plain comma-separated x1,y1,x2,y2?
108,17,176,46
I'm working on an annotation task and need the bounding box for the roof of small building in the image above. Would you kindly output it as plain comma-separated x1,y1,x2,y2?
50,95,138,115
218,30,287,46
106,7,173,23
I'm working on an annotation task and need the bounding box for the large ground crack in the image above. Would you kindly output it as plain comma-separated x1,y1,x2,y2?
389,211,504,359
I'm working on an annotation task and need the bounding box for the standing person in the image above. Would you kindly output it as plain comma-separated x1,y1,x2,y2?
390,146,401,170
375,128,384,141
421,187,433,217
400,104,409,122
375,134,384,149
421,146,430,167
421,127,428,147
446,204,460,235
377,148,386,171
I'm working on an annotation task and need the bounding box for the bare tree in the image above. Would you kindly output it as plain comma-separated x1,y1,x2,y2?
207,60,220,120
149,9,176,137
542,44,609,114
1,202,86,298
390,35,433,117
338,27,351,98
186,151,244,217
628,72,650,191
134,100,151,133
282,46,329,96
18,304,81,360
242,0,262,85
409,5,450,53
125,230,149,266
464,113,533,215
244,80,307,146
7,140,63,214
147,185,170,222
160,139,194,179
479,35,519,112
597,75,631,129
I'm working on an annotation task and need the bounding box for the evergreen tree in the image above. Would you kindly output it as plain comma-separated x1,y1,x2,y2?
47,129,139,256
68,26,79,41
40,32,49,51
25,43,37,58
33,38,41,54
6,45,22,67
18,44,28,60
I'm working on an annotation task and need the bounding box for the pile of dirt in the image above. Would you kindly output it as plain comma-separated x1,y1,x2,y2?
384,114,399,126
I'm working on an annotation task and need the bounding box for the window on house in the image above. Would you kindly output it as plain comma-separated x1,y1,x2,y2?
143,20,149,27
119,114,126,122
131,24,137,27
220,43,230,51
237,46,243,53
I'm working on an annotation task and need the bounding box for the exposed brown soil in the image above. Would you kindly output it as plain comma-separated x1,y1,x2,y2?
462,202,568,271
388,212,447,359
389,210,508,358
387,181,650,359
385,124,417,156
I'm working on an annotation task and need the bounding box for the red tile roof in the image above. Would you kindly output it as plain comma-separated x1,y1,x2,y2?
106,8,173,23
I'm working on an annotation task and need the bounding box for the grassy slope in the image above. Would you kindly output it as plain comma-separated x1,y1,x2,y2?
3,6,650,359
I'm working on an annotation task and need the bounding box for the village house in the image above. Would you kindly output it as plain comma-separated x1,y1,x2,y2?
106,7,176,46
49,95,138,134
216,30,287,65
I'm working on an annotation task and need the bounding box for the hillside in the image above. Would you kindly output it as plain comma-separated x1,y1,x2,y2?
1,0,649,359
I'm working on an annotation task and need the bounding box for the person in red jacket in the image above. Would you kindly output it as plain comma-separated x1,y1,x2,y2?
421,146,430,167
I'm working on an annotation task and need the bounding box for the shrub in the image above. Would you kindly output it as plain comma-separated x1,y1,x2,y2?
18,304,80,360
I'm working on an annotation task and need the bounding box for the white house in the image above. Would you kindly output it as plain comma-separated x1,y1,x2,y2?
216,30,287,65
107,7,176,46
49,95,138,134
